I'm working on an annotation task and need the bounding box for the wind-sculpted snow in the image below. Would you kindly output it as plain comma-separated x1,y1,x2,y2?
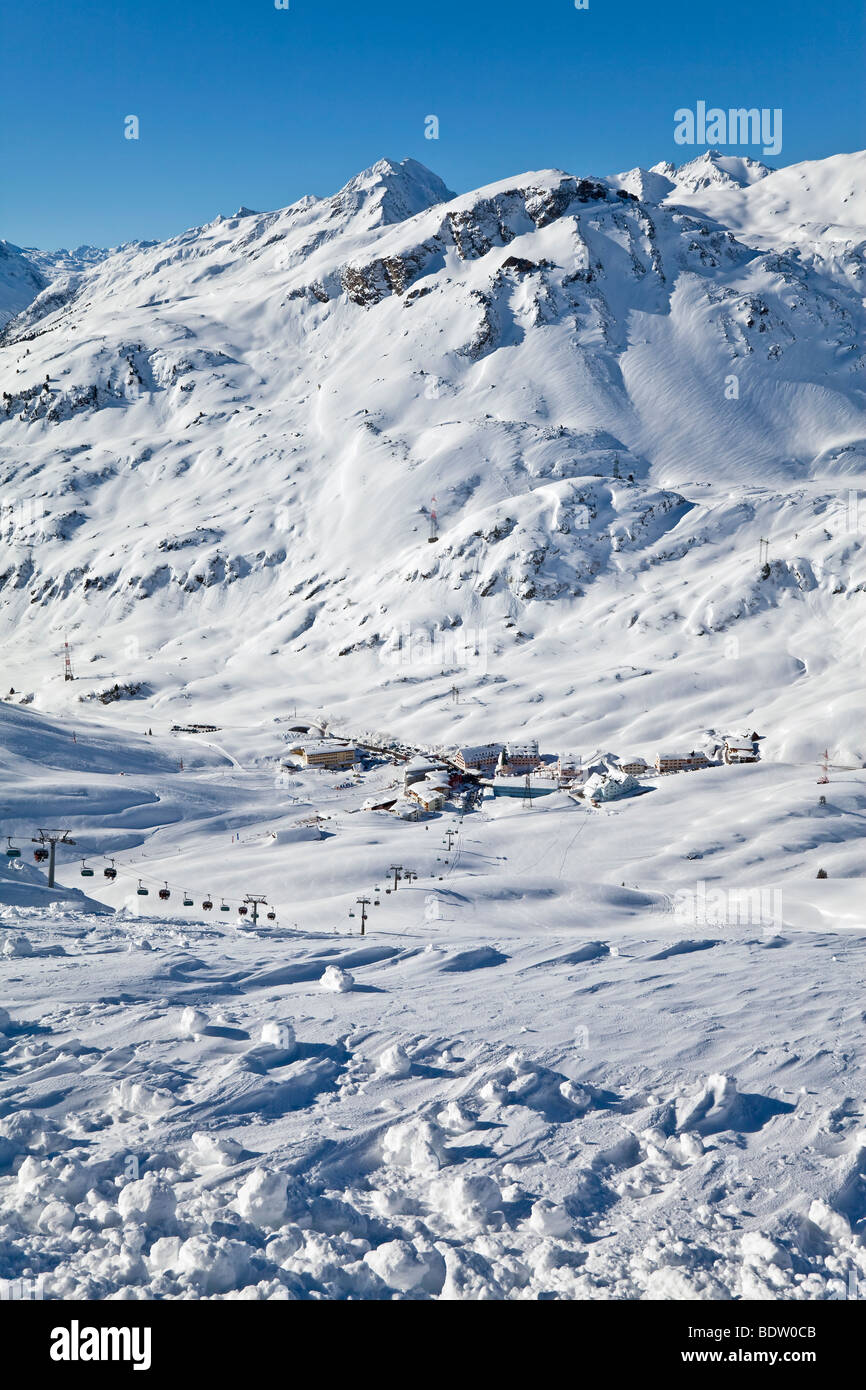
2,897,865,1300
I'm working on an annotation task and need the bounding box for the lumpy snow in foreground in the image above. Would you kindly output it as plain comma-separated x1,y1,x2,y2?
1,732,864,1300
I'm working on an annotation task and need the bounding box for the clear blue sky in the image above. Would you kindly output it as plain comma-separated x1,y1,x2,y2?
2,0,864,249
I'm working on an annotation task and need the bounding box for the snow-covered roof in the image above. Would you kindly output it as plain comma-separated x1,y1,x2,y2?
456,743,504,761
584,770,638,800
409,784,445,803
362,794,397,810
290,739,354,755
404,755,441,772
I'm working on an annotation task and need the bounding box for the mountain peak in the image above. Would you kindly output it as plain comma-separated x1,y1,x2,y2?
328,157,456,228
654,149,772,192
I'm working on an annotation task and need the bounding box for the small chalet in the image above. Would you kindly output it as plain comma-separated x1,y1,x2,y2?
619,756,649,776
724,739,758,765
557,754,585,784
407,773,450,812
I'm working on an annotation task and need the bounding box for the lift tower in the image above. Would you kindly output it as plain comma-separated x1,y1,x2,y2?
32,829,76,888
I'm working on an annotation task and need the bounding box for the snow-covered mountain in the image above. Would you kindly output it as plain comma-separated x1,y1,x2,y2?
2,150,866,1304
655,149,773,192
20,243,115,278
0,240,46,329
1,151,864,769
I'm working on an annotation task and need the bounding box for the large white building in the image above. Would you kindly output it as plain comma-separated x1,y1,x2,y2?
453,743,504,775
285,739,356,770
583,769,640,803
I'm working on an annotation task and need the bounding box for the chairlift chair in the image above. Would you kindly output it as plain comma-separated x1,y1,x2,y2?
220,900,230,913
136,880,149,896
34,848,49,863
158,883,171,901
183,892,194,906
103,859,117,880
80,861,94,878
202,897,213,910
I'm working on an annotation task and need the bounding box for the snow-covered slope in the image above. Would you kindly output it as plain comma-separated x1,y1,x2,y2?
658,150,866,253
1,152,864,776
2,696,866,1300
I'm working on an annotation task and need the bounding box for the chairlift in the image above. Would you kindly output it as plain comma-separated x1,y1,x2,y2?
266,909,276,921
80,860,94,878
183,892,194,906
202,897,213,910
220,900,230,913
34,847,49,863
348,909,355,918
238,905,248,916
5,837,21,859
136,880,149,896
103,859,117,880
158,883,171,901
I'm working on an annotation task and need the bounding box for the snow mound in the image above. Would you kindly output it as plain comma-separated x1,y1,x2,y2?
321,965,354,993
